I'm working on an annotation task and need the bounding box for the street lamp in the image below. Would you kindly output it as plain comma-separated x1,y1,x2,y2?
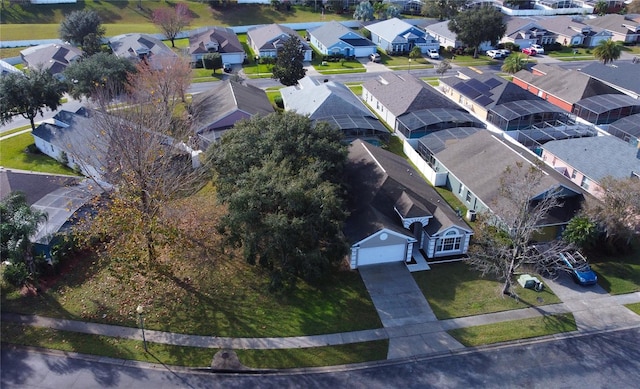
136,304,148,352
408,58,412,73
255,56,260,76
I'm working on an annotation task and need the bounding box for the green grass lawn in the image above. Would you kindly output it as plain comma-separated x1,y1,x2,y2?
379,53,433,70
1,124,32,138
1,322,388,368
588,239,640,295
448,313,576,347
0,132,77,175
313,60,366,75
547,48,596,61
625,302,640,315
414,262,562,319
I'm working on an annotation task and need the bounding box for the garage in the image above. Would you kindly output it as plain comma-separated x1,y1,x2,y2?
357,244,407,267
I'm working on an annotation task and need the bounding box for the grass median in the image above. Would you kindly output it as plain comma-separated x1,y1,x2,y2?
448,313,577,347
1,322,388,368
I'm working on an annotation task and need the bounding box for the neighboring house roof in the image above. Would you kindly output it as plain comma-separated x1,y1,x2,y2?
365,17,426,44
20,43,82,74
424,20,459,44
542,136,640,182
503,16,543,40
514,65,621,105
344,139,469,244
190,80,274,142
583,13,640,35
189,27,244,56
0,60,21,76
424,129,585,224
247,24,311,51
579,62,640,98
0,169,79,205
281,76,374,119
109,33,177,67
308,20,375,49
533,15,607,39
441,72,539,111
363,73,461,117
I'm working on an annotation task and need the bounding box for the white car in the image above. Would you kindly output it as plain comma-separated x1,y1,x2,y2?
499,49,511,57
427,48,440,59
486,49,504,59
530,44,545,54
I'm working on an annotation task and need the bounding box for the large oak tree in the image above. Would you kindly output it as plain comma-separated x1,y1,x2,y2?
448,5,506,58
207,112,349,290
271,35,307,86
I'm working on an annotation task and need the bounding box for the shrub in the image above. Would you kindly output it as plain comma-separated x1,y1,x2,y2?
3,262,29,286
274,96,284,109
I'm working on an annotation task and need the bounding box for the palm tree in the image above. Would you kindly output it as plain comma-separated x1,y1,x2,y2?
501,53,526,74
593,39,622,65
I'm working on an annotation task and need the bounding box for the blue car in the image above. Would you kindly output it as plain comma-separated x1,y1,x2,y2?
559,251,598,286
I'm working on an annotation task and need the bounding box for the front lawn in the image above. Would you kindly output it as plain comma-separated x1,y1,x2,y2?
0,132,77,175
379,53,433,70
312,60,366,75
547,48,595,61
625,302,640,315
588,239,640,295
448,313,576,347
414,261,561,319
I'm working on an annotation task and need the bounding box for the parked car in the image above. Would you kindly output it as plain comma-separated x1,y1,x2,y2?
522,47,537,56
223,63,232,73
559,251,598,286
530,44,545,54
427,48,440,59
369,52,381,63
499,49,511,57
486,49,504,59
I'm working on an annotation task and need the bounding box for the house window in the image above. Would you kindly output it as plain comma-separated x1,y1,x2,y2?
466,190,472,203
581,176,590,190
436,232,462,253
571,169,577,179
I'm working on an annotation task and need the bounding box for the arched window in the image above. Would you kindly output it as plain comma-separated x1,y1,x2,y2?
435,230,462,253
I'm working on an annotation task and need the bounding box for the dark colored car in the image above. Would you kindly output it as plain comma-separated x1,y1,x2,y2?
559,251,598,286
223,63,232,73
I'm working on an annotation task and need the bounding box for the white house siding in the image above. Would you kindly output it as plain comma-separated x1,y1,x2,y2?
350,229,415,269
362,87,397,129
423,227,472,258
33,136,102,182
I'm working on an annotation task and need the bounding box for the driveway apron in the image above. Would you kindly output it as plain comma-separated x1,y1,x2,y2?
359,262,464,359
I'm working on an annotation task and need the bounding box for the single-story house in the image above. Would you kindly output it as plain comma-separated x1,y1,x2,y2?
540,135,640,199
425,20,493,51
189,80,274,149
583,14,640,44
513,64,625,115
362,73,463,133
109,33,177,69
188,27,245,65
247,24,312,61
532,15,612,48
579,62,640,100
416,128,586,240
307,20,377,58
20,43,82,76
365,17,439,54
280,76,389,143
345,139,473,269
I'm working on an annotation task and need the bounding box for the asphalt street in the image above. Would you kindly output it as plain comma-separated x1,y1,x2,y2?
2,327,639,388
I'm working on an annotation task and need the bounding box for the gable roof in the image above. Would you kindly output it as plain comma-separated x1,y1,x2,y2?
109,33,177,66
514,65,621,105
344,139,469,243
440,72,539,110
247,24,310,51
308,20,374,48
424,20,459,42
542,136,640,182
533,15,606,38
189,27,244,55
20,43,82,74
190,80,274,135
363,73,461,117
579,62,640,97
0,170,79,206
583,13,640,35
281,76,374,119
365,17,425,42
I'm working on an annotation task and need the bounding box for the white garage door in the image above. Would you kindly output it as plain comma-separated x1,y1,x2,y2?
357,244,406,267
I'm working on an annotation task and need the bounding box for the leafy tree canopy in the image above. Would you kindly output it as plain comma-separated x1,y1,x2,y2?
0,68,66,131
59,9,105,54
353,0,375,21
422,0,468,21
448,6,506,58
271,34,307,86
207,112,349,290
64,52,136,100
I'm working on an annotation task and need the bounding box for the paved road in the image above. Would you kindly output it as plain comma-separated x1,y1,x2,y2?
2,327,639,388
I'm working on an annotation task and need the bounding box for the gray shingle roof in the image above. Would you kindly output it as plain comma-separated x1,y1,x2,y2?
363,73,460,117
189,27,244,55
542,136,640,182
20,43,82,74
109,33,177,66
0,170,79,206
247,24,310,51
308,20,374,49
583,13,640,35
579,62,640,97
343,139,469,243
365,17,425,43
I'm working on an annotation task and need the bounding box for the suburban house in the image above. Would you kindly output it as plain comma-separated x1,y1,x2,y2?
188,27,245,65
307,20,377,58
540,136,640,199
533,15,612,47
579,62,640,100
365,17,439,54
108,33,177,69
189,80,274,149
512,64,640,124
440,71,571,131
344,139,473,269
20,43,82,76
246,24,313,61
280,76,389,143
607,113,640,147
583,13,640,44
415,128,586,240
362,73,468,136
424,20,492,51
